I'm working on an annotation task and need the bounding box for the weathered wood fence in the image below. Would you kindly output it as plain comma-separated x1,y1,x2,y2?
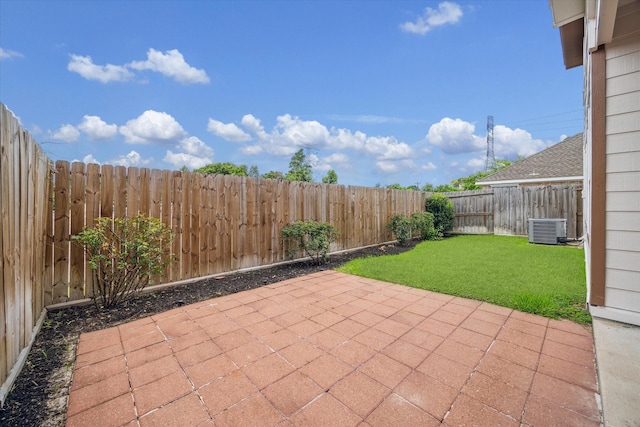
445,185,583,238
1,104,53,402
47,161,426,306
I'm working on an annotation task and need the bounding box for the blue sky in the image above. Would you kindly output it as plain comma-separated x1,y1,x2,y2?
0,0,583,187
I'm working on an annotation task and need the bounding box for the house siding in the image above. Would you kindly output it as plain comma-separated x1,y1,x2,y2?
603,8,640,322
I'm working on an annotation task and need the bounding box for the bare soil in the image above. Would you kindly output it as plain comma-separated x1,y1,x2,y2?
0,242,417,427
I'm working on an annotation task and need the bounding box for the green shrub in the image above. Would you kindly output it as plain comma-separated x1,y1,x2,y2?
411,211,437,241
388,212,440,245
426,193,455,234
282,220,339,264
387,214,413,246
73,215,172,309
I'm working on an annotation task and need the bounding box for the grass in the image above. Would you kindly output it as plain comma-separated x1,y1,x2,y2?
338,235,590,324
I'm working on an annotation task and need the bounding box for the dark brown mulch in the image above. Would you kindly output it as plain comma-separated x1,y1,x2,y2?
0,241,418,427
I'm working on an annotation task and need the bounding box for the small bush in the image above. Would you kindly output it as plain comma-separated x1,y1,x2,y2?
388,212,439,245
282,220,339,264
73,215,172,309
387,214,413,246
426,193,454,234
410,212,436,241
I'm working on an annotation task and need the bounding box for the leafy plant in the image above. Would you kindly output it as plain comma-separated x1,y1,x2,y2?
426,193,455,234
282,220,339,264
73,215,173,309
388,212,439,245
386,214,414,246
411,211,437,241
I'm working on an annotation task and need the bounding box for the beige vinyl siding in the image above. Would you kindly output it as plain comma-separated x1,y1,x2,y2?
604,22,640,316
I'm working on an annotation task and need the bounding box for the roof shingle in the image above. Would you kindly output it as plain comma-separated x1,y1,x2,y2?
477,133,583,184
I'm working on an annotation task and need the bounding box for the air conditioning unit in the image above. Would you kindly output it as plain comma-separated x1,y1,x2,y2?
528,218,567,245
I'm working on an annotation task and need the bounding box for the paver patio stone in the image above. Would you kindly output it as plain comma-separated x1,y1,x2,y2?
66,392,136,427
214,392,284,427
329,371,390,418
538,353,598,391
444,394,518,427
365,393,440,427
462,372,528,418
198,370,258,415
359,353,412,389
288,393,362,427
263,371,324,416
396,370,458,420
138,393,212,427
523,394,601,427
417,353,472,390
66,372,130,417
133,370,192,416
67,271,600,426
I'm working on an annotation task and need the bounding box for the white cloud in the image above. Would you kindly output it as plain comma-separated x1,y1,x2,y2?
376,159,417,173
108,150,153,167
426,117,484,154
163,136,214,170
119,110,186,144
78,115,118,140
80,154,100,164
494,125,550,158
0,47,24,60
276,114,331,148
241,114,269,139
207,118,251,142
67,54,134,83
129,48,209,84
323,153,350,165
400,2,463,35
241,145,263,155
422,162,437,171
51,124,80,143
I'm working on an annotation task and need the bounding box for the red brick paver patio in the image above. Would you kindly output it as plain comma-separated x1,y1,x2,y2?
66,271,600,426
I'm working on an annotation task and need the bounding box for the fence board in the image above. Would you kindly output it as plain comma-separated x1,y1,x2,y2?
69,162,85,299
100,165,114,219
52,161,70,304
114,166,127,219
190,173,201,278
170,171,182,281
127,167,140,217
84,164,100,298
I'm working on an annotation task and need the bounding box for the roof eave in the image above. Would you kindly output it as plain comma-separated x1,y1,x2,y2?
549,0,585,69
477,176,584,187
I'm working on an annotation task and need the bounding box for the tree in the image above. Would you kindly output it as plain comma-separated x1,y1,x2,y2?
322,169,338,184
421,183,435,192
248,165,260,178
386,183,405,190
285,149,313,182
262,170,284,180
194,162,248,176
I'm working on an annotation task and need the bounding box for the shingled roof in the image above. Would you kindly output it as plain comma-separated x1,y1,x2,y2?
477,133,583,186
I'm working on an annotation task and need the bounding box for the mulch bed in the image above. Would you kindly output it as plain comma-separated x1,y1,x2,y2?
0,241,418,427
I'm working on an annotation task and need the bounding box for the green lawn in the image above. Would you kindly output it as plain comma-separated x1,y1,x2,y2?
338,235,590,324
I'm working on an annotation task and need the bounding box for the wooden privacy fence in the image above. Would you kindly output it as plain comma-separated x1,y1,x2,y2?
446,185,583,238
47,161,427,306
1,104,53,402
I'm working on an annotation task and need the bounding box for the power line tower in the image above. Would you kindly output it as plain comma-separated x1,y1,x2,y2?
485,115,495,172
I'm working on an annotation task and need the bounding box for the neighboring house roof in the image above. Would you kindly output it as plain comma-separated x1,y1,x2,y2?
477,133,583,186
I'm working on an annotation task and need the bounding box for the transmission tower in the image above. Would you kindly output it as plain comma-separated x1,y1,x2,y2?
485,115,495,172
